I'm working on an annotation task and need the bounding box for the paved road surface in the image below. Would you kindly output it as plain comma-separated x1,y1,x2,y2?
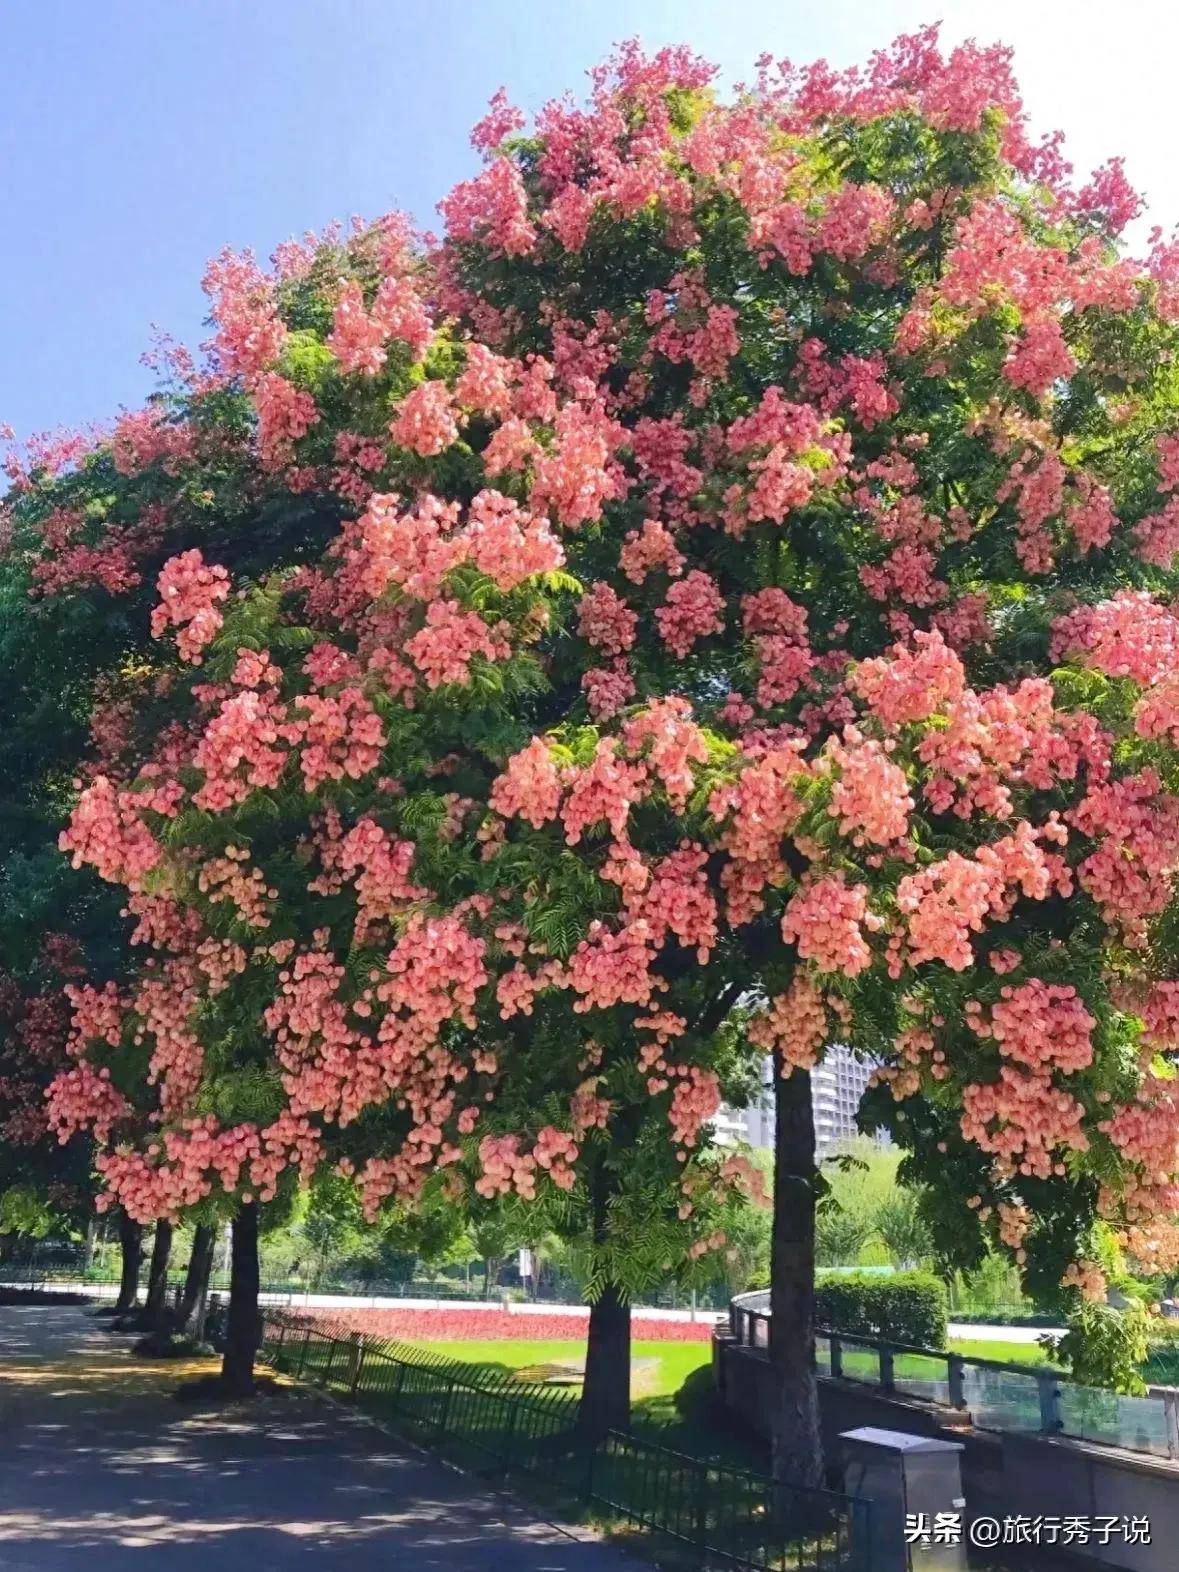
946,1322,1064,1343
0,1304,635,1571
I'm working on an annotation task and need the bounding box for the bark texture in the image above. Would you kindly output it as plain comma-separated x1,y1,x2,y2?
220,1204,261,1395
769,1068,824,1489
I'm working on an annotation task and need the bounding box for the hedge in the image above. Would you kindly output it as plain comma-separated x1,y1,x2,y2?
815,1271,948,1349
948,1308,1061,1329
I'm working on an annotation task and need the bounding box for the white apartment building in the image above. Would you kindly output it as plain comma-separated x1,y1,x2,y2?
713,1046,889,1160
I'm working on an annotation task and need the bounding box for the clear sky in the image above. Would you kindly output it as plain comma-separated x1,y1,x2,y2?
2,0,1173,441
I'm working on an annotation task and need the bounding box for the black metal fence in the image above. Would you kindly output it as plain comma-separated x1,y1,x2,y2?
260,1310,871,1571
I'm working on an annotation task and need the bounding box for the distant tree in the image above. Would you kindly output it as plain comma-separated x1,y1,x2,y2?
874,1189,934,1270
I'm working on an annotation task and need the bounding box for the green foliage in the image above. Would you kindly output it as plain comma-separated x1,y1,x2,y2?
873,1190,934,1270
1045,1301,1151,1396
0,1185,63,1240
815,1270,949,1348
814,1139,932,1269
814,1203,875,1268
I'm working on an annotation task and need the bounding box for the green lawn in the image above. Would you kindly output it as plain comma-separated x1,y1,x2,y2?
419,1336,710,1387
950,1337,1051,1365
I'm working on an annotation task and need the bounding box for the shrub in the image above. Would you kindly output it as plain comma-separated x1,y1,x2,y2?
1044,1301,1150,1396
948,1308,1060,1329
1144,1323,1179,1385
815,1271,948,1348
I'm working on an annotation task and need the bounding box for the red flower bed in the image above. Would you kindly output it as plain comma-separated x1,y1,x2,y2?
289,1306,715,1342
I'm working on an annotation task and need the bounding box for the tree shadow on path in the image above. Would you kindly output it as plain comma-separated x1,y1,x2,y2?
0,1305,634,1571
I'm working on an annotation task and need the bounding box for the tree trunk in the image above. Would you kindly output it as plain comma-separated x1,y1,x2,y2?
144,1220,173,1329
220,1204,260,1396
482,1256,501,1299
114,1211,143,1314
579,1281,631,1438
176,1223,215,1336
82,1214,99,1273
769,1067,824,1489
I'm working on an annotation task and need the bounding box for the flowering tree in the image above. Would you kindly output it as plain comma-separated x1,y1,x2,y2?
13,26,1179,1472
0,938,108,1288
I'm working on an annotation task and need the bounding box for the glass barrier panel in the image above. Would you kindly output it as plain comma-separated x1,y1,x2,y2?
894,1351,952,1405
838,1338,882,1386
962,1364,1042,1432
1058,1384,1171,1458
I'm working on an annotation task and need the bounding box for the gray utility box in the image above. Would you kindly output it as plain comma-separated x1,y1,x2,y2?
841,1427,967,1572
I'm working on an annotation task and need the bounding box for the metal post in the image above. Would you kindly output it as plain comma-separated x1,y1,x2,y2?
1037,1371,1063,1434
501,1398,519,1475
693,1460,709,1560
437,1373,456,1437
1162,1389,1179,1460
390,1359,406,1410
350,1338,366,1396
830,1334,843,1380
879,1346,895,1392
298,1328,311,1376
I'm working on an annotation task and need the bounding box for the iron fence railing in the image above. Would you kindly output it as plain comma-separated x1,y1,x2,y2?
260,1309,871,1571
728,1291,1179,1462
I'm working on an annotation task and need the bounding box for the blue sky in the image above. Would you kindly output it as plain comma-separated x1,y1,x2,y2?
2,0,1172,441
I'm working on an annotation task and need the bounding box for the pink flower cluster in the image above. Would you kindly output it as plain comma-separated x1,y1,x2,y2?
60,776,162,890
967,980,1095,1074
619,518,685,583
655,569,725,657
46,1062,129,1145
150,549,231,665
490,737,563,828
336,818,426,940
851,630,966,727
253,372,319,468
193,689,287,810
405,599,511,688
390,382,459,456
578,581,638,655
111,407,195,477
567,919,661,1012
621,698,709,810
287,687,385,791
781,875,875,977
828,734,913,848
669,1068,722,1150
961,1067,1088,1179
748,974,829,1072
561,741,646,845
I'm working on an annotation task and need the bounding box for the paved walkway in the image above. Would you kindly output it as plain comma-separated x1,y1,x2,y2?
946,1321,1064,1343
0,1304,634,1570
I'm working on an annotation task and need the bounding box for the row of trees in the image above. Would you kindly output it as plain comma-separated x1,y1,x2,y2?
4,25,1179,1483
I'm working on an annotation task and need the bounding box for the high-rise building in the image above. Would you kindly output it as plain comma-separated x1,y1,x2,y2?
712,1046,889,1159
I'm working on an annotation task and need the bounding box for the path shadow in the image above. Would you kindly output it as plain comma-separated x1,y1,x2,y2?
0,1304,632,1570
